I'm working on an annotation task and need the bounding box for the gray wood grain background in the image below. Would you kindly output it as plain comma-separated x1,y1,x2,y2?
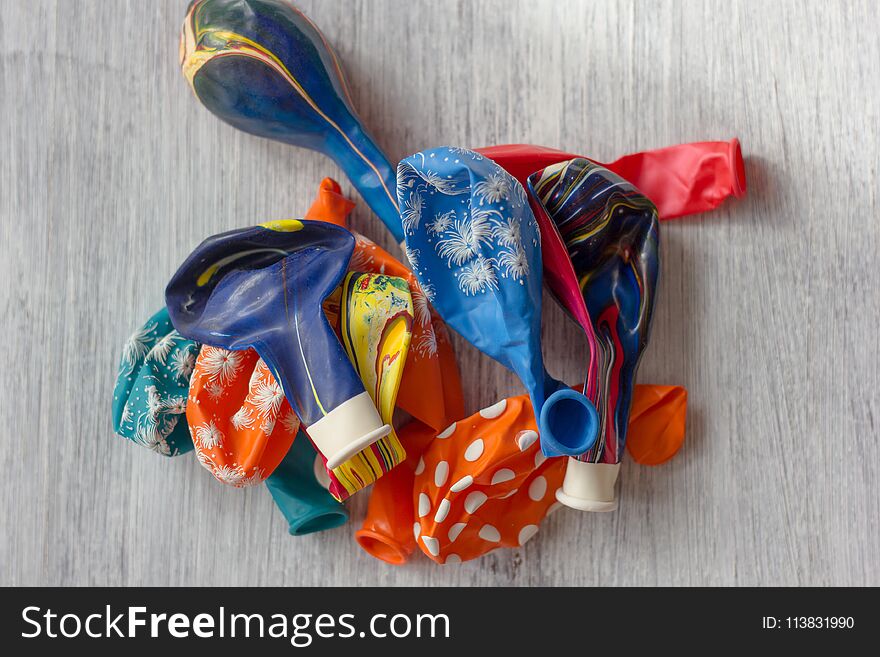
1,0,877,586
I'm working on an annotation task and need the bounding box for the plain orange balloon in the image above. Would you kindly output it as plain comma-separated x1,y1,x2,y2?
626,385,687,465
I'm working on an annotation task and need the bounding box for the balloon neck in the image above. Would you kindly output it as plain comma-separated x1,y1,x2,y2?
354,530,411,566
306,391,391,469
304,177,356,227
537,387,599,457
288,507,349,536
324,130,404,243
556,460,620,512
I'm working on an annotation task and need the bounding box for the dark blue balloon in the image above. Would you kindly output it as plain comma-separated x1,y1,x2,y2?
181,0,403,241
165,220,390,469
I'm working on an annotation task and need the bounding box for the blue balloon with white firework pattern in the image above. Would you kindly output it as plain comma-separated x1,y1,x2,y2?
398,147,598,457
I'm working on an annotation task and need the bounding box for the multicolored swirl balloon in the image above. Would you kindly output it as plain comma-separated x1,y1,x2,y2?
320,272,414,501
180,0,403,241
398,147,599,458
528,159,660,511
165,219,391,470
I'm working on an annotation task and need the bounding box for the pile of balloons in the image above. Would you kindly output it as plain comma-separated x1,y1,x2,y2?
112,0,745,565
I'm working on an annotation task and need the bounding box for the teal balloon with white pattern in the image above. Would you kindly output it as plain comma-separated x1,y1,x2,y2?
112,307,199,456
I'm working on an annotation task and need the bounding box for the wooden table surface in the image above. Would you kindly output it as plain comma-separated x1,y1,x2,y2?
1,0,877,586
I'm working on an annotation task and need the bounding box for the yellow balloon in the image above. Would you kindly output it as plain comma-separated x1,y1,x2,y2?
330,273,413,498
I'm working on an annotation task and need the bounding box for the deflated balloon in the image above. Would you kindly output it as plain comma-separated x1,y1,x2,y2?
412,395,566,564
112,307,199,456
528,160,660,511
187,346,298,487
626,384,687,465
398,147,599,459
304,178,465,433
165,220,390,470
318,272,414,501
180,0,403,241
478,139,746,221
265,431,349,536
356,383,687,563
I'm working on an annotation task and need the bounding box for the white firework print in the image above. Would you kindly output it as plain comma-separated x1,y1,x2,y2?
427,210,455,235
120,321,157,372
231,407,255,430
162,395,188,415
237,468,266,488
491,215,522,248
474,172,511,204
120,402,133,425
348,246,374,272
355,233,377,248
435,212,494,266
418,169,462,194
144,385,163,419
170,346,196,382
195,420,224,449
419,280,436,302
399,160,467,196
205,380,225,403
134,425,171,456
251,378,284,418
212,464,247,486
413,325,439,357
497,245,530,281
457,256,499,295
146,330,179,365
410,281,433,327
158,414,179,439
195,447,216,472
403,244,420,270
512,179,529,207
198,347,242,385
247,362,263,391
210,464,265,488
260,416,276,436
447,147,484,161
401,189,424,234
281,410,300,434
400,147,539,304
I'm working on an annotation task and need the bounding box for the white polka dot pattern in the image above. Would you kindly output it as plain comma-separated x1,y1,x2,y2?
418,492,431,517
518,524,539,545
464,438,484,461
434,499,451,523
464,491,487,513
516,430,538,451
479,399,507,418
450,475,473,492
448,522,467,542
490,468,515,485
436,422,456,439
422,535,440,557
478,524,501,542
528,476,548,501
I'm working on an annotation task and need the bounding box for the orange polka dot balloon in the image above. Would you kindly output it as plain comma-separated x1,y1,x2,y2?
412,395,566,564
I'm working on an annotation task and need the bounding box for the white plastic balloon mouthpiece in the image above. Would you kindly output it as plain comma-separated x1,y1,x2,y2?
306,391,392,469
555,459,621,512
